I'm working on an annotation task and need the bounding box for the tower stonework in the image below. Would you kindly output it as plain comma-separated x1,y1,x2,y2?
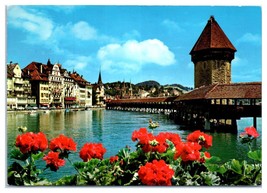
190,16,236,88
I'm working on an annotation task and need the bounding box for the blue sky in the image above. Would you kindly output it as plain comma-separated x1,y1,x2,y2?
6,5,262,87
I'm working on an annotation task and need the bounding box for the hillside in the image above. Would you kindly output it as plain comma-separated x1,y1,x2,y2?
104,80,192,98
135,80,160,87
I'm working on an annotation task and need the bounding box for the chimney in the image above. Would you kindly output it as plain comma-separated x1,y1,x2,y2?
40,64,43,73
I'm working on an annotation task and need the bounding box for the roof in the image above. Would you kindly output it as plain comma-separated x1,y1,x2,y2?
7,63,17,78
107,96,177,104
69,72,90,86
23,62,49,81
175,82,261,101
190,16,236,54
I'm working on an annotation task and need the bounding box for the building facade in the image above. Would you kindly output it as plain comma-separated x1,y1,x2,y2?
7,62,37,110
19,59,93,109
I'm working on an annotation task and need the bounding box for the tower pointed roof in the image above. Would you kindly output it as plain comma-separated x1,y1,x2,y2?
190,16,236,54
98,70,103,85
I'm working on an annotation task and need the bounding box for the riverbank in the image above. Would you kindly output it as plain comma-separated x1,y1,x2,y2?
6,106,106,114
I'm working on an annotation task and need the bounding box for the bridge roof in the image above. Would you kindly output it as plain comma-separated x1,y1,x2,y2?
107,96,177,104
175,82,261,101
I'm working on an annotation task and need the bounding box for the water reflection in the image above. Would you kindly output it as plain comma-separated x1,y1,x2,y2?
92,110,104,142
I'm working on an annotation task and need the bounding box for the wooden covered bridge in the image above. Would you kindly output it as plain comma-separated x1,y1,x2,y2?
106,82,262,133
106,96,177,114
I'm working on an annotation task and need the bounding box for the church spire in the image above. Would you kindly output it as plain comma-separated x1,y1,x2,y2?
47,58,52,66
98,69,103,85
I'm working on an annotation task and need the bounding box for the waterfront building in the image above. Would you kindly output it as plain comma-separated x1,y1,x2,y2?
61,69,76,109
22,59,92,108
47,60,64,108
69,71,93,108
92,70,105,107
7,62,37,110
23,62,50,108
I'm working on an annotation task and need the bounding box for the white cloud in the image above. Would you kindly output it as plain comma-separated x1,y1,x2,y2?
64,55,93,70
7,6,53,40
237,33,261,45
71,21,97,40
97,39,176,73
161,19,183,32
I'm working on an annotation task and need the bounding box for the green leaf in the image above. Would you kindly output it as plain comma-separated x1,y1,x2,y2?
205,163,227,174
205,156,221,164
200,171,221,186
10,148,29,161
248,150,261,162
33,179,52,186
230,159,242,175
32,152,44,161
117,148,130,159
54,175,78,185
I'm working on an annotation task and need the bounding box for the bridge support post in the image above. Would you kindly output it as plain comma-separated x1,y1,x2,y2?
253,117,257,130
231,119,237,134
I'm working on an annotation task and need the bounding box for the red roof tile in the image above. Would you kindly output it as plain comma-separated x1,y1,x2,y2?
108,97,177,104
23,62,49,81
190,16,236,54
175,82,261,101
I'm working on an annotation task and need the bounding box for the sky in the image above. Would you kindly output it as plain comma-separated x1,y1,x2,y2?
5,5,262,87
1,1,267,192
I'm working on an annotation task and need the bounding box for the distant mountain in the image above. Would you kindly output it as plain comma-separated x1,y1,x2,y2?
164,84,193,92
135,80,160,87
104,80,192,98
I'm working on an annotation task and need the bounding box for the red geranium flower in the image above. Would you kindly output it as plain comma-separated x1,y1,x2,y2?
79,143,106,162
244,126,260,138
132,128,182,154
43,151,65,171
132,129,183,154
187,130,212,149
199,151,211,163
109,155,119,164
138,160,174,186
15,132,48,154
49,134,77,152
165,132,182,146
174,142,201,162
132,128,154,144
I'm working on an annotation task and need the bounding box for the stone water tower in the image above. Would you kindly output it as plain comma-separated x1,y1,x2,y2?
190,16,237,89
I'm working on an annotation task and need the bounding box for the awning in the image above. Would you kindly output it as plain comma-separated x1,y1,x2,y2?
40,103,49,106
65,97,76,101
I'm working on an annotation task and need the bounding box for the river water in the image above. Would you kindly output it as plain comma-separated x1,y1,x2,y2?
6,109,262,182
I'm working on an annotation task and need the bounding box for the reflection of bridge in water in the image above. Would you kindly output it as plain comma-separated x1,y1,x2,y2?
106,82,261,133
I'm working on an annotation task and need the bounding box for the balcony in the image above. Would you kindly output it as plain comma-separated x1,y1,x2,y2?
14,79,24,84
17,98,27,104
14,87,24,91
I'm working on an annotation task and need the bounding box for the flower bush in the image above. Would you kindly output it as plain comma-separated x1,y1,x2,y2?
43,151,65,171
15,132,48,154
79,143,106,161
138,160,174,186
8,125,261,186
